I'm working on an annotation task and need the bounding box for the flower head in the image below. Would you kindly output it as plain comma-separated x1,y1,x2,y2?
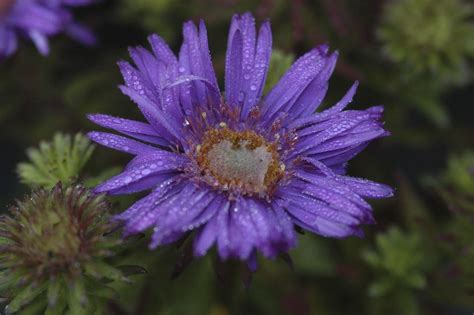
88,13,393,269
0,184,128,313
0,0,96,60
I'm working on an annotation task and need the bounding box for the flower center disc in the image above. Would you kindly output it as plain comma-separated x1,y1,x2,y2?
196,128,284,196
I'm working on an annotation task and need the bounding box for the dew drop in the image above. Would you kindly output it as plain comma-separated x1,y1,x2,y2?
238,91,245,102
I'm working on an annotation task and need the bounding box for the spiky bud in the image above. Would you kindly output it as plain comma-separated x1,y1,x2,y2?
17,133,95,189
0,184,129,314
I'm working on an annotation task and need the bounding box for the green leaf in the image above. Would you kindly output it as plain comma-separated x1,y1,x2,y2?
47,277,63,308
116,265,148,277
85,262,130,283
66,278,88,315
5,283,47,314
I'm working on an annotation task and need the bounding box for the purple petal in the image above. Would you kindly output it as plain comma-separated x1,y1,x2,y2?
65,22,96,46
87,113,170,146
148,34,177,65
150,187,218,248
29,30,49,55
288,106,388,161
295,171,373,215
10,3,62,34
0,28,18,58
87,131,157,155
127,47,162,102
287,81,359,130
240,20,272,120
281,51,338,123
336,176,394,199
94,152,186,195
119,85,184,142
225,28,243,107
278,189,362,226
194,210,220,257
115,177,180,222
123,182,187,234
213,199,292,260
225,13,272,117
198,21,220,99
261,45,333,123
180,21,220,108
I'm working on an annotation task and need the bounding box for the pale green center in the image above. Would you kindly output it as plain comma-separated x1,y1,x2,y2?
206,139,273,192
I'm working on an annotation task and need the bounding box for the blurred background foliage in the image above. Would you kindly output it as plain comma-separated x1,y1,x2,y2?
1,0,474,314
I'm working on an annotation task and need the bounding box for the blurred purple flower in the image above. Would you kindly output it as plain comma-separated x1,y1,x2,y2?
0,0,96,59
88,13,393,269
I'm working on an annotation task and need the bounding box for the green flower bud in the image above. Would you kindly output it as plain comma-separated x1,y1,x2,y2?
17,133,95,189
0,184,130,314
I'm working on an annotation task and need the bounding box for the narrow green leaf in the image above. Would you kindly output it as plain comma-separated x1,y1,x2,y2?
6,283,47,314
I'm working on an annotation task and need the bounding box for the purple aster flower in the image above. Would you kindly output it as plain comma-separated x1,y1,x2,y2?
0,0,96,59
88,13,393,269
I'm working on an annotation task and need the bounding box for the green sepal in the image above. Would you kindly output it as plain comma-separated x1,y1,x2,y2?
85,262,130,283
47,277,63,308
84,277,119,300
66,278,88,315
5,282,47,314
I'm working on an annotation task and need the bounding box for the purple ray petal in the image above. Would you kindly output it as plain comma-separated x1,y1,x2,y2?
261,45,332,123
240,20,272,120
281,51,338,123
193,210,220,257
87,114,170,146
119,85,184,142
225,28,243,107
287,81,359,130
29,30,49,55
65,22,96,46
0,28,18,58
88,131,157,155
150,188,218,248
115,177,180,222
336,176,394,199
148,34,177,65
94,154,186,195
